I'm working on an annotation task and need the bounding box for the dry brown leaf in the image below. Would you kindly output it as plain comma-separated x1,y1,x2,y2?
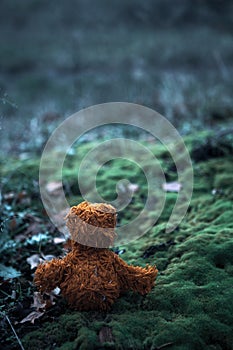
20,311,44,324
31,292,46,310
44,287,61,307
42,112,61,123
24,213,42,223
20,291,59,324
4,191,30,205
24,223,41,236
15,214,42,241
3,192,15,202
162,181,182,192
99,326,114,344
9,217,17,231
15,234,27,242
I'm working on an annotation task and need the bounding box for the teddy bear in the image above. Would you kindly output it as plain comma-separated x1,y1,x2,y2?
34,201,158,311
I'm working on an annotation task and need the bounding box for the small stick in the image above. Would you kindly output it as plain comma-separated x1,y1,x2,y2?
5,314,25,350
156,342,174,350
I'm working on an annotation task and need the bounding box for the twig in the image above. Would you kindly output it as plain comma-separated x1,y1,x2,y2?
0,94,18,109
155,342,174,350
5,314,25,350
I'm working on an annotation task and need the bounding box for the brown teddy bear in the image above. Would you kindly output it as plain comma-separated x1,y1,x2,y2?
34,201,158,311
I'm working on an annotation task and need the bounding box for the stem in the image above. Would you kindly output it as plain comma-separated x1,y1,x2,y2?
5,314,25,350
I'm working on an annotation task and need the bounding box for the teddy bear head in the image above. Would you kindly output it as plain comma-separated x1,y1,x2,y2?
66,201,117,248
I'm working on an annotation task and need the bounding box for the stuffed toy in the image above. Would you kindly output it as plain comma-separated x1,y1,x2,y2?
34,201,158,311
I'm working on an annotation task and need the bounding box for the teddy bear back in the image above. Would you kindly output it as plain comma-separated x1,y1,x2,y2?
66,201,117,248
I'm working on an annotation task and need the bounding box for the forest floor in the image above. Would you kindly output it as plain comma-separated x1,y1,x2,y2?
1,128,233,350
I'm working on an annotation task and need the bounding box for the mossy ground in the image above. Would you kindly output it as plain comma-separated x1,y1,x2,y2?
1,1,233,349
1,131,233,350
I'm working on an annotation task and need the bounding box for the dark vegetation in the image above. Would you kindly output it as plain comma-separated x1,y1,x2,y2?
0,0,233,349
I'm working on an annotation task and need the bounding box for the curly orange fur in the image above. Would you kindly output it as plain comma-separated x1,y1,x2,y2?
34,201,158,311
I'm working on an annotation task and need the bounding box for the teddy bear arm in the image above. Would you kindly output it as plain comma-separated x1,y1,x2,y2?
34,259,66,293
114,256,158,295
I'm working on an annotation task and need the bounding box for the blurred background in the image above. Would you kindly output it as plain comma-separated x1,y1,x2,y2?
0,0,232,155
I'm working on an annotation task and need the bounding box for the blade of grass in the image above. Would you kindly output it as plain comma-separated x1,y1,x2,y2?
5,314,25,350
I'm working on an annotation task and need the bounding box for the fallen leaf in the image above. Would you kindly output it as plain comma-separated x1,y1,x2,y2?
27,253,55,269
31,292,46,310
53,237,66,244
20,311,44,324
24,222,41,236
42,111,61,123
99,326,114,344
3,191,30,205
9,217,17,231
15,214,43,241
26,254,41,269
52,287,61,295
44,287,61,307
162,181,182,192
3,192,15,203
46,181,63,195
127,183,139,193
15,234,27,242
26,233,48,244
24,213,42,223
40,253,55,261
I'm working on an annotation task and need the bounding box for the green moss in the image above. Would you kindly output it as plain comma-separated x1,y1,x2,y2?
144,315,233,350
3,132,232,350
73,327,99,350
0,158,40,193
109,312,157,350
22,313,87,350
214,173,233,190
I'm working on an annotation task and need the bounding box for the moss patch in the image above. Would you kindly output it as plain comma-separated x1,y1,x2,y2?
1,132,233,350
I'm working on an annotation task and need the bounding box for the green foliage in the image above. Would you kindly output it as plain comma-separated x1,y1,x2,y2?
0,158,40,195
